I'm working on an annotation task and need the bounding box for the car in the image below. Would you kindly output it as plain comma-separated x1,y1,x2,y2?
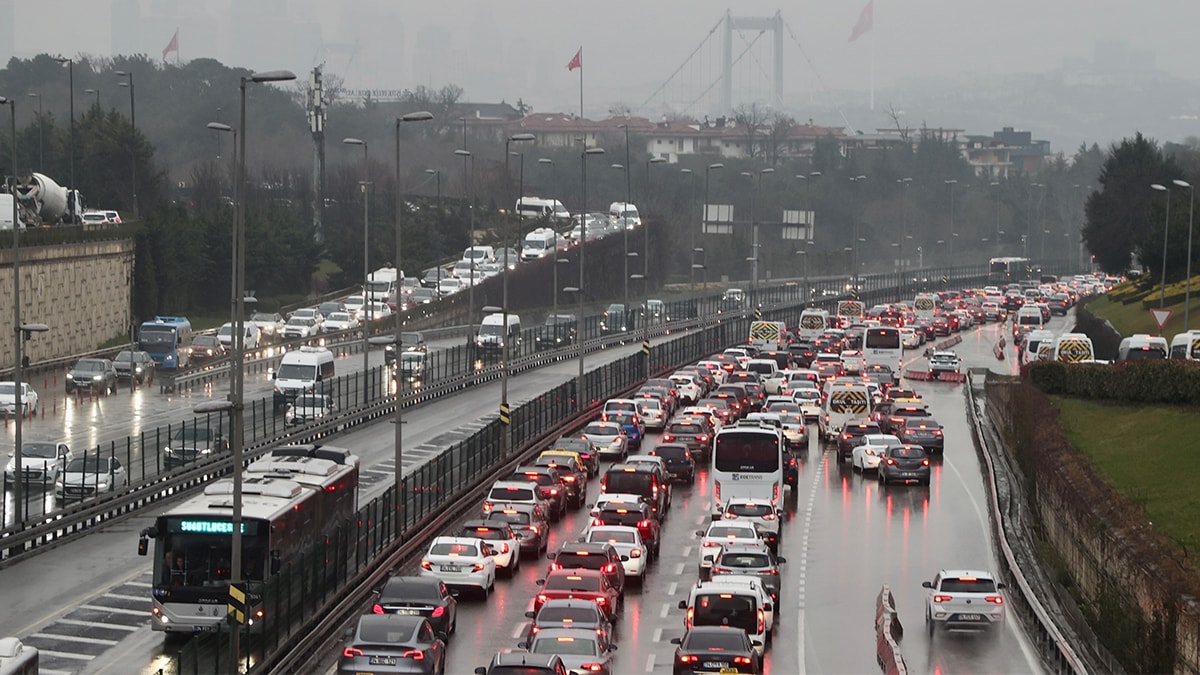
54,454,128,500
281,316,320,340
881,405,931,435
900,327,922,349
5,441,73,484
506,466,569,520
600,410,644,451
520,628,616,675
670,625,762,675
385,332,429,366
422,268,449,289
531,451,588,507
0,381,39,416
648,443,696,483
590,500,661,558
709,542,786,602
719,498,782,554
65,357,118,395
188,335,227,363
661,418,714,462
482,481,553,520
217,322,260,350
534,569,621,622
103,210,122,224
113,349,156,384
484,503,550,557
248,311,286,342
837,420,882,461
337,613,446,675
371,575,458,639
523,599,614,646
460,520,522,578
878,445,932,486
419,536,497,599
851,433,903,473
437,277,466,297
583,525,648,587
601,462,671,520
409,287,438,305
343,295,368,319
929,351,961,375
669,373,704,404
790,387,823,423
474,651,568,675
546,541,627,596
81,211,111,226
760,401,806,448
548,437,599,478
579,421,628,461
922,569,1007,635
162,425,229,469
323,311,360,332
635,397,667,430
896,417,945,454
285,394,336,426
695,521,760,579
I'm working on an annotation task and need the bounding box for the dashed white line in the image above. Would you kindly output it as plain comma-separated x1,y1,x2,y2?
652,627,662,643
795,449,825,675
79,604,146,616
30,633,118,646
666,581,678,597
53,618,138,632
39,669,74,675
645,653,656,672
511,622,526,639
104,593,145,602
673,562,685,576
681,545,693,557
363,468,393,475
660,603,670,619
124,580,152,588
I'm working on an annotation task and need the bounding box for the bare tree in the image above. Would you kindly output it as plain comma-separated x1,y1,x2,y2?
887,103,909,143
764,111,795,166
732,103,769,159
608,101,632,117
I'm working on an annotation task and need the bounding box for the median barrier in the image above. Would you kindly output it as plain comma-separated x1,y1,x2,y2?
875,584,907,675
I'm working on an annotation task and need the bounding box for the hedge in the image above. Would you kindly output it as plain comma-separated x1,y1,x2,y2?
1141,276,1200,309
1027,359,1200,404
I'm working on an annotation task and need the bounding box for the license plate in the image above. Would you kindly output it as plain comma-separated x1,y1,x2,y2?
394,608,419,615
720,669,740,674
704,662,728,669
193,624,218,633
956,613,981,621
369,655,397,665
441,565,460,572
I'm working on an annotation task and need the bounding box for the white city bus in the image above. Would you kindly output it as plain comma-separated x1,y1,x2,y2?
863,326,903,374
709,421,785,520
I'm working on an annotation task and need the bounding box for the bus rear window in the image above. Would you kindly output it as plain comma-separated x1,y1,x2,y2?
714,434,779,472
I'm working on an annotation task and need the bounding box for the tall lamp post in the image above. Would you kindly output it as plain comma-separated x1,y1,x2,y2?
611,162,631,308
642,156,665,288
741,167,775,293
574,146,606,410
538,158,566,321
1173,179,1195,331
990,181,1002,257
680,168,697,290
703,163,724,300
342,138,372,388
897,177,912,269
84,88,100,109
206,122,237,187
25,93,41,172
455,149,476,354
1151,184,1171,308
944,179,958,260
115,70,138,218
52,56,74,205
194,70,295,670
631,273,649,379
849,175,867,286
500,133,535,452
392,111,434,507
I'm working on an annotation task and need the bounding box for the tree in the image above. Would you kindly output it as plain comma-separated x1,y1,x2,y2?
1083,133,1181,274
732,103,768,159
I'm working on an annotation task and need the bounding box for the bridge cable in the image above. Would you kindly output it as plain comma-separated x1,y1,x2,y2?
639,16,725,112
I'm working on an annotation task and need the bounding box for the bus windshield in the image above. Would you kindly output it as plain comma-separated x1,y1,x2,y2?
714,433,779,473
276,364,317,380
155,517,268,587
139,327,176,352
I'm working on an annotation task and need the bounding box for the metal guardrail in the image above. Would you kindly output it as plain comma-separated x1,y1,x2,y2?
966,370,1089,674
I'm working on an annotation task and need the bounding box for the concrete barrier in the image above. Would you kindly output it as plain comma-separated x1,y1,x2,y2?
875,584,907,674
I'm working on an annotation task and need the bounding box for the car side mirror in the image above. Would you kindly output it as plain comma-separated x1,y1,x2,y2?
516,640,528,649
921,581,933,589
702,555,714,564
524,610,535,619
695,530,704,537
535,579,545,586
475,668,488,675
776,557,787,564
669,637,682,645
677,600,687,609
764,602,773,612
752,640,763,647
608,643,618,651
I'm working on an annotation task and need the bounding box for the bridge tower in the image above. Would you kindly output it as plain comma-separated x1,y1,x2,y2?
721,9,784,114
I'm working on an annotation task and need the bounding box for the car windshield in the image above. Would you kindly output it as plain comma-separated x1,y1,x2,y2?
668,424,703,435
651,447,688,460
684,631,747,651
583,423,616,436
174,428,215,442
726,503,774,518
889,447,926,459
706,525,754,538
328,313,352,322
275,364,316,380
65,457,110,472
194,337,220,347
486,511,530,526
22,443,58,459
720,552,771,568
531,635,598,656
75,360,108,373
294,396,326,408
286,317,313,327
544,574,601,591
251,312,276,322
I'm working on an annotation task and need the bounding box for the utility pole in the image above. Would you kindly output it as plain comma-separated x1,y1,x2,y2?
307,66,327,243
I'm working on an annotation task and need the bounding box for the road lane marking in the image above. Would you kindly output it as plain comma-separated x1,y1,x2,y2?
124,581,151,588
673,562,685,576
79,604,146,616
30,632,119,646
681,546,692,557
645,654,655,672
512,622,526,639
652,627,662,643
53,618,139,631
34,650,93,661
660,603,670,619
667,582,678,597
104,593,145,602
795,449,825,675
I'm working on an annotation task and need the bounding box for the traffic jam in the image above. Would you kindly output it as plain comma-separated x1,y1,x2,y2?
331,289,1060,675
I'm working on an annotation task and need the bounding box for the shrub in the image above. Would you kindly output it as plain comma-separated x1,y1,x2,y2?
1027,359,1200,404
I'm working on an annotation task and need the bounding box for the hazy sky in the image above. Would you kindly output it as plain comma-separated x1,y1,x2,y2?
10,0,1198,124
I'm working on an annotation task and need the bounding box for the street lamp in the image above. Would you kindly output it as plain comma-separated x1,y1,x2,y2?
703,163,724,299
945,179,958,259
343,137,372,388
205,69,295,668
391,110,434,507
206,122,236,190
84,88,100,109
1151,184,1171,308
643,157,666,285
990,181,1002,257
741,167,775,292
25,93,41,171
631,273,649,379
500,133,536,450
850,175,867,284
1028,183,1044,260
116,70,138,217
897,177,912,269
611,162,631,308
575,146,606,410
52,56,74,203
1173,179,1195,330
456,148,477,354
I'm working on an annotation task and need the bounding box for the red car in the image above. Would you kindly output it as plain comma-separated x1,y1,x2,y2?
534,569,621,621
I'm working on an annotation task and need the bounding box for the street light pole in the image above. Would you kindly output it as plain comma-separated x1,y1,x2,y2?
945,179,958,260
501,133,535,451
456,148,476,355
25,94,41,172
990,181,1002,257
681,168,695,291
897,177,912,270
850,175,867,286
643,157,666,286
703,163,724,300
343,138,371,391
574,146,606,410
1174,179,1195,330
53,57,74,206
1151,184,1171,308
116,71,138,217
393,111,434,511
2,96,28,526
620,125,632,310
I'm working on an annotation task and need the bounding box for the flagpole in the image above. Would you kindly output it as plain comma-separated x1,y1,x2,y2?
869,24,875,111
578,46,584,123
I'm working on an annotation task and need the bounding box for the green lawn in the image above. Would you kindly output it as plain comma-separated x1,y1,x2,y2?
1087,285,1200,337
1055,397,1200,557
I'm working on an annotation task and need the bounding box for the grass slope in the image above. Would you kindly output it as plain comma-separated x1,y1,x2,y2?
1087,285,1200,337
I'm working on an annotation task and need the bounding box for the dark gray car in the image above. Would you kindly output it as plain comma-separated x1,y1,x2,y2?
113,350,156,384
65,358,118,395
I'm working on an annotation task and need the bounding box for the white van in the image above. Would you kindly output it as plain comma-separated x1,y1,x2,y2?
913,293,937,320
1022,329,1056,366
272,346,335,412
608,201,641,228
1053,333,1095,363
798,309,830,341
521,227,557,261
819,382,872,441
515,197,571,222
1117,334,1168,363
1015,306,1044,330
476,312,522,353
461,245,495,265
1169,330,1200,360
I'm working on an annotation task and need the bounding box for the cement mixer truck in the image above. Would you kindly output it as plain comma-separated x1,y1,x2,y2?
9,172,83,226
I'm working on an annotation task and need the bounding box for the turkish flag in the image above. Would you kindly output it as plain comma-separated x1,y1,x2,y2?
162,28,179,59
566,48,582,71
848,1,873,42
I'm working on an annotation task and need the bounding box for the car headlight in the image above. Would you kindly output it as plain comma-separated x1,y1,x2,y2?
96,482,109,490
55,477,63,488
66,373,74,380
93,375,103,381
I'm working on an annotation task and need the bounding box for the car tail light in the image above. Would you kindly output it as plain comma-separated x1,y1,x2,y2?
472,562,486,572
922,459,930,466
402,650,425,660
885,458,896,465
735,656,754,665
550,562,562,571
420,561,432,570
702,541,722,547
630,548,642,558
686,607,694,627
482,503,494,512
697,435,709,442
549,488,559,495
343,647,364,658
594,596,606,605
757,609,765,634
712,566,731,574
986,596,1004,604
662,434,675,442
678,655,698,664
501,543,509,554
431,605,445,617
933,594,953,603
529,525,542,535
536,593,548,605
563,475,576,482
933,429,943,436
772,483,780,504
371,604,383,614
592,518,604,526
639,520,651,529
580,664,604,672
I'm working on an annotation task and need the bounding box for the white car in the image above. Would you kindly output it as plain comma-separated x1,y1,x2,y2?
790,387,823,423
322,311,359,332
588,493,651,517
0,381,39,416
285,394,336,426
929,351,962,375
636,398,667,430
852,433,903,473
281,316,319,339
217,322,260,350
669,374,704,404
719,498,782,550
437,278,466,297
419,536,497,599
6,441,73,484
463,520,522,578
901,327,922,349
579,421,627,460
343,295,367,319
248,312,286,341
289,307,325,331
365,302,393,320
696,521,760,578
922,569,1007,635
584,525,648,585
55,455,129,500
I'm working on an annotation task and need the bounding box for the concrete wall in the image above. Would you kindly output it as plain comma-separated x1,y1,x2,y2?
0,240,134,366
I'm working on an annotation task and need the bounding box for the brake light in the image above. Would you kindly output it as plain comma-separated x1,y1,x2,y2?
563,475,576,482
402,650,425,660
536,593,548,605
501,543,509,554
986,596,1004,604
630,548,642,558
686,607,694,628
712,566,731,574
595,596,606,605
933,594,953,603
602,563,616,573
678,655,698,664
472,563,486,572
662,434,675,442
549,488,558,495
482,503,494,512
701,541,722,547
933,429,943,436
420,561,432,570
343,647,364,658
757,608,765,634
922,459,930,466
580,664,604,672
529,525,541,535
638,520,651,529
592,518,604,526
735,656,754,665
372,604,383,614
431,605,445,617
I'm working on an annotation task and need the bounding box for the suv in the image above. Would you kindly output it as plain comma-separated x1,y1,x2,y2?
384,331,428,365
113,350,156,384
162,425,229,469
484,503,550,557
661,418,715,461
507,466,569,520
922,569,1007,635
532,452,588,507
591,500,661,559
601,463,670,520
929,351,962,376
65,358,118,395
482,481,552,518
546,542,626,597
896,417,945,454
461,519,522,577
535,314,578,349
837,419,882,461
